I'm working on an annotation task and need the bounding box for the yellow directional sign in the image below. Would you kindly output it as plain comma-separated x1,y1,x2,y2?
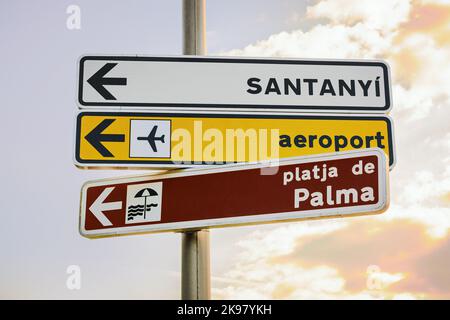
74,112,395,168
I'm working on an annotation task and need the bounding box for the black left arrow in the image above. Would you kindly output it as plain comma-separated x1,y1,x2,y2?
87,63,127,100
85,119,125,157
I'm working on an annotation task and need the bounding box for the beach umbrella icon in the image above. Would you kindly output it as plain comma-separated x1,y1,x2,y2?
134,188,158,219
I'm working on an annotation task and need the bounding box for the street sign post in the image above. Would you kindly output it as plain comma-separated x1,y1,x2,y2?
79,149,389,238
78,56,391,113
74,111,395,168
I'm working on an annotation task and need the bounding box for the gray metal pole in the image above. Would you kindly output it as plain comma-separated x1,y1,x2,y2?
181,230,211,299
181,0,211,300
182,0,206,56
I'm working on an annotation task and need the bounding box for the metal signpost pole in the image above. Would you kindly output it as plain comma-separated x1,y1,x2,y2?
181,0,211,300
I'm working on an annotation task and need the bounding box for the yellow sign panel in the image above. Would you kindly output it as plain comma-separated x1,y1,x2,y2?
75,112,395,168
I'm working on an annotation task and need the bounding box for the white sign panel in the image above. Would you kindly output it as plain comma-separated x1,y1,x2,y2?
78,56,392,113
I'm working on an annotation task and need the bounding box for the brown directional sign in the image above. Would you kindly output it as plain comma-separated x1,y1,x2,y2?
80,149,389,238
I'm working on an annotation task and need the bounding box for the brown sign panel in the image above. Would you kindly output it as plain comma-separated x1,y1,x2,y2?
80,149,389,238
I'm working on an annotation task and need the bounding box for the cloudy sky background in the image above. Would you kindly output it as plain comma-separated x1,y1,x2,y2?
0,0,449,299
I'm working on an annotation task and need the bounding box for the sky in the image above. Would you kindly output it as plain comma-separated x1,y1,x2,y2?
0,0,449,299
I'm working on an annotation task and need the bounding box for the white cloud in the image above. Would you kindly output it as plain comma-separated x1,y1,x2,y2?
226,23,392,59
399,170,450,206
234,221,348,263
379,205,450,238
214,261,346,299
392,293,419,299
370,270,405,287
307,0,411,32
389,34,450,120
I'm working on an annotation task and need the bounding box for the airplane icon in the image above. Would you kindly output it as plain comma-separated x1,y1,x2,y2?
137,125,165,152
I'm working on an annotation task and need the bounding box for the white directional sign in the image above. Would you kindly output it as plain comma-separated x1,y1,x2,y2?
78,56,392,113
